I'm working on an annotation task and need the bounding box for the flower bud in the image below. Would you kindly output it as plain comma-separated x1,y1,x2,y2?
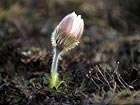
51,12,84,52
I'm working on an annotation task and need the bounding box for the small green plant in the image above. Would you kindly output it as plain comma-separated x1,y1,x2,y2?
49,12,84,89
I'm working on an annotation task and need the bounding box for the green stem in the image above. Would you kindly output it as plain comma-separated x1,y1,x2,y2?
50,48,61,88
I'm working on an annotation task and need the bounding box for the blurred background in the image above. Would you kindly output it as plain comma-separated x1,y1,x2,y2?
0,0,140,67
0,0,140,86
0,0,140,48
0,0,140,81
0,0,140,104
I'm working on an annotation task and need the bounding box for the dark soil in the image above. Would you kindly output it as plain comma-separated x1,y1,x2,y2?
0,0,140,105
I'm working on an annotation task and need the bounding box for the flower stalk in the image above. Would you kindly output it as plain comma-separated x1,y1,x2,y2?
49,48,62,89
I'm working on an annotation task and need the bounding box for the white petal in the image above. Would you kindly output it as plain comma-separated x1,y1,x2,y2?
70,15,81,36
78,18,84,39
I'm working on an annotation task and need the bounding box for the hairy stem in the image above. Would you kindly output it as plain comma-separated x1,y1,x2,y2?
50,48,61,88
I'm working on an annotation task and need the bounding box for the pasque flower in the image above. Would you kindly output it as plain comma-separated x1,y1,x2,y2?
50,12,84,89
51,11,84,52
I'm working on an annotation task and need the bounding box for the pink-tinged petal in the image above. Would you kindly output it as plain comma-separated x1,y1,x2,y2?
59,12,76,33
